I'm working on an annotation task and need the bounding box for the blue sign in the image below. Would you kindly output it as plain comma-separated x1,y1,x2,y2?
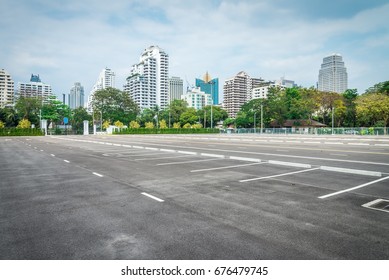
63,117,69,124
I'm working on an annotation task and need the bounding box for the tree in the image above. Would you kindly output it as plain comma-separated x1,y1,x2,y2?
92,87,139,124
138,108,154,125
145,122,154,129
198,105,228,128
168,99,188,124
0,107,19,127
15,97,41,126
342,89,358,127
102,120,110,130
159,119,167,129
173,122,181,129
17,119,31,128
114,120,124,128
366,81,389,95
71,107,92,133
0,120,4,129
183,123,191,128
41,95,71,128
129,120,140,129
179,108,198,125
356,93,389,126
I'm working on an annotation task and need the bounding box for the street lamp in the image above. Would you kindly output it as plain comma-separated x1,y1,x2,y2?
260,104,263,134
254,111,256,134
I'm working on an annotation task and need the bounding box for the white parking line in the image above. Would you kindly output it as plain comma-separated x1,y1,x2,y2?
191,162,264,173
319,176,389,199
134,155,191,161
92,172,104,177
200,153,225,158
240,167,320,182
50,154,55,157
64,160,70,163
141,192,164,202
157,158,221,166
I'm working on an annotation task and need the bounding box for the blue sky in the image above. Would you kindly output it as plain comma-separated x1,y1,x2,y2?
1,0,388,101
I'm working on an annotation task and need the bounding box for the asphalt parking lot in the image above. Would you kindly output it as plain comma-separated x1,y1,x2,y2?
1,134,388,259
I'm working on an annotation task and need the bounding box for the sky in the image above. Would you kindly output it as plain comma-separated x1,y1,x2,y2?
1,0,388,102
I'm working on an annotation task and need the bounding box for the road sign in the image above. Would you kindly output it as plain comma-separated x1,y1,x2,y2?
63,117,69,124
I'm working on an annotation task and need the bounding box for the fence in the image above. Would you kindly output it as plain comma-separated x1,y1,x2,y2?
220,127,389,136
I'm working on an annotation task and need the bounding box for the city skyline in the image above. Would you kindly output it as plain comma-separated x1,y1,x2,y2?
1,0,388,99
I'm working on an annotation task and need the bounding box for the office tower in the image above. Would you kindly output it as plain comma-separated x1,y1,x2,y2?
87,67,115,112
69,82,85,109
181,87,212,110
168,76,183,103
195,72,219,105
223,71,264,118
124,45,169,110
0,69,14,107
18,74,52,99
318,54,348,93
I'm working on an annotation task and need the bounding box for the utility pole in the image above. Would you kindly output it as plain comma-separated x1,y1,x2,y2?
260,104,263,134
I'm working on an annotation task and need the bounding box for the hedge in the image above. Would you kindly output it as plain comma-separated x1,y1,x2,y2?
0,128,44,136
113,128,220,134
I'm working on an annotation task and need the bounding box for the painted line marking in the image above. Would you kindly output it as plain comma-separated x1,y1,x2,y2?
145,147,158,151
375,144,389,147
160,149,175,153
240,167,320,182
348,143,369,146
157,158,221,166
191,162,264,173
229,156,261,162
134,155,191,161
141,192,164,202
304,141,320,144
319,176,389,199
320,166,381,177
362,199,389,213
40,150,44,152
177,151,197,155
330,153,348,157
200,153,225,158
92,172,104,177
50,154,55,157
268,160,311,168
64,160,70,163
324,142,344,145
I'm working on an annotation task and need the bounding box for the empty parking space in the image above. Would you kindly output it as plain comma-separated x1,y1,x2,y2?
2,134,388,259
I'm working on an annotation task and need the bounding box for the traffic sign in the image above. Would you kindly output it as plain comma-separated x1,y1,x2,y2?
63,117,69,124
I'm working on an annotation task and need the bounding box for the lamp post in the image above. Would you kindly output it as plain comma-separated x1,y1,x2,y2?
332,106,335,135
254,111,256,134
260,104,263,134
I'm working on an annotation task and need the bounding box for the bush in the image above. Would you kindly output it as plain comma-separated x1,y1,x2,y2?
0,128,44,136
113,128,219,135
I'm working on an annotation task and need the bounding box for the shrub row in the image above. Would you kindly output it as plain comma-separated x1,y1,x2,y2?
113,128,220,134
0,128,44,136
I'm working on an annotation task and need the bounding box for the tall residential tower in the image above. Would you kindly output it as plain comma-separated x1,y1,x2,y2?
18,74,52,99
124,46,169,110
87,67,115,112
69,82,85,109
0,69,14,107
318,54,348,93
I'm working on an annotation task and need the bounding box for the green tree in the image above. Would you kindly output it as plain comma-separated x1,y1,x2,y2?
356,93,389,126
366,81,389,95
168,99,188,124
183,123,191,128
198,105,228,128
15,97,42,127
138,108,155,126
0,107,19,127
41,95,71,129
342,89,358,127
71,107,92,134
92,88,139,124
179,108,198,125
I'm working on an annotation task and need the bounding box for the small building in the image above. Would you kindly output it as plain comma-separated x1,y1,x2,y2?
270,119,326,133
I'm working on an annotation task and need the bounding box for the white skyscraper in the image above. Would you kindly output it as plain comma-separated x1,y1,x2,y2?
69,82,84,109
0,69,14,107
318,54,348,93
124,46,169,110
18,74,52,100
168,76,183,103
223,71,263,118
87,67,115,112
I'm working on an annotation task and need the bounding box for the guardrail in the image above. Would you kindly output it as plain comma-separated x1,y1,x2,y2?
220,127,389,136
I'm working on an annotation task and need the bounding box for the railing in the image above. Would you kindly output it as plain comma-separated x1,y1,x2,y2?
220,127,389,136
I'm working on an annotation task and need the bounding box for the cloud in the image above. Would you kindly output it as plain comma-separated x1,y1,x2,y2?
1,0,388,98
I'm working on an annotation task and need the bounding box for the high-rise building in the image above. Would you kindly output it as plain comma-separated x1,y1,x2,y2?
69,82,84,109
195,72,219,105
223,71,264,118
168,76,183,103
124,46,169,110
87,67,115,112
318,54,348,93
18,74,52,99
0,69,14,107
181,87,212,110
